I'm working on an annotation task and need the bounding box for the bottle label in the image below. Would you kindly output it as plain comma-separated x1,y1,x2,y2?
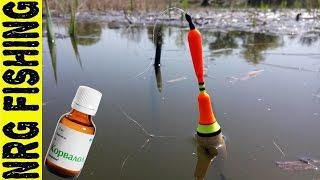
46,123,94,171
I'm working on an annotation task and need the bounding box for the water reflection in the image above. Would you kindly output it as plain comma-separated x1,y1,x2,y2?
47,35,57,83
175,29,187,48
153,25,164,92
208,31,239,56
43,22,320,179
146,25,165,92
70,34,83,68
44,0,57,83
154,65,162,92
44,22,320,86
76,21,103,46
47,22,320,66
121,26,144,43
241,32,281,64
194,133,226,180
299,31,320,46
201,30,282,64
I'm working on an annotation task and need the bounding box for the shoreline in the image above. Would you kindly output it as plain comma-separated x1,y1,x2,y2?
45,9,320,36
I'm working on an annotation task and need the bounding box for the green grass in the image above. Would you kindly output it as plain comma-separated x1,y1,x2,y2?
69,0,83,68
44,0,57,82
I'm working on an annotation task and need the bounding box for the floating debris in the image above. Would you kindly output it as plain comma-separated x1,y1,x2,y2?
167,76,187,83
227,69,264,82
242,69,264,80
211,48,233,54
276,158,319,171
134,62,153,78
273,140,286,158
261,62,319,73
312,93,320,98
298,157,319,170
42,101,50,106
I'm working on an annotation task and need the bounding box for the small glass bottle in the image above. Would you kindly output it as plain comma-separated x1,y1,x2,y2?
45,86,102,178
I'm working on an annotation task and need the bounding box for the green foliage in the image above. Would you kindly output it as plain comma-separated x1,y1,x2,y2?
181,0,189,9
280,0,287,9
260,2,269,11
293,0,302,8
130,0,135,11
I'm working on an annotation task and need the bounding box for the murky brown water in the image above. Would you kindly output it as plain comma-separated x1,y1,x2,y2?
43,22,320,179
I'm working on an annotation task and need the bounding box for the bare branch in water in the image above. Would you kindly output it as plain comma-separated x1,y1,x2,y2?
118,106,154,137
120,138,151,177
123,10,133,24
118,105,175,138
167,76,187,83
262,52,320,57
211,48,233,53
117,105,176,178
261,62,318,73
134,62,153,78
43,100,54,106
273,140,286,158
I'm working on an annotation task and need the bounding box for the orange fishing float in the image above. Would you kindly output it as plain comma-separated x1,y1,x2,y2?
196,91,221,137
185,13,221,137
198,91,216,125
186,14,204,85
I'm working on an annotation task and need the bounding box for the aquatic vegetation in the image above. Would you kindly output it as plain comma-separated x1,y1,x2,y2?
68,0,83,68
70,34,83,68
47,38,57,83
44,0,58,82
69,0,78,38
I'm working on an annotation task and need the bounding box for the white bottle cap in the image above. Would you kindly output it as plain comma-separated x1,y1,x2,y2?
71,86,102,116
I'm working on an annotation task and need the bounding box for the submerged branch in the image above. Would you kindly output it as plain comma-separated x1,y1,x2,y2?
120,138,151,177
134,62,153,78
273,140,286,158
118,106,154,137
